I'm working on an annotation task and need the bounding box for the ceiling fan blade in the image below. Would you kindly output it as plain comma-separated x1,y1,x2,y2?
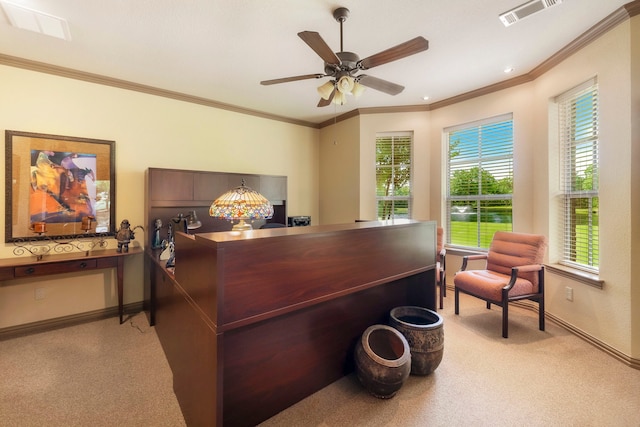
357,75,404,95
317,88,335,107
357,36,429,70
298,31,341,65
261,74,325,85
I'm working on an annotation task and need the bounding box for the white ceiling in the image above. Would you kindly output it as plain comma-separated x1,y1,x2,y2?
0,0,630,126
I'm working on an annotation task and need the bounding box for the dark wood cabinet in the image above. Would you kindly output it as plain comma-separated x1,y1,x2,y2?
192,172,229,203
149,169,195,202
145,168,287,236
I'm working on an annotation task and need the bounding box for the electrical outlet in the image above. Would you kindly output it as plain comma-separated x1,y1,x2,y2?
565,286,573,302
35,288,45,300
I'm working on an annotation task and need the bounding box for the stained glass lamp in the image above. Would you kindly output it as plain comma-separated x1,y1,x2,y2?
209,180,274,231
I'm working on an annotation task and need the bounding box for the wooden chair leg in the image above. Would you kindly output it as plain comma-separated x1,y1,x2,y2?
539,297,545,331
486,301,491,310
439,275,444,310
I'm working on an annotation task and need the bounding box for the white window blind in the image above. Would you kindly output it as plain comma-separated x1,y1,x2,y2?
557,78,599,270
376,132,412,220
445,114,513,249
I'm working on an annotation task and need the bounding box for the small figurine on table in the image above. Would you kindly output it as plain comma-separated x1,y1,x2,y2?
115,219,143,253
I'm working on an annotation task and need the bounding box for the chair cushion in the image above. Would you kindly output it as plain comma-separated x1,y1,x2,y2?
486,231,546,290
454,270,535,301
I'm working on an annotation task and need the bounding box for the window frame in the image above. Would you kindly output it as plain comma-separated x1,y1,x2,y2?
556,78,599,273
444,113,514,250
375,132,413,221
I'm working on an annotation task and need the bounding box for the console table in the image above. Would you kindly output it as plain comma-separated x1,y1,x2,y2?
0,247,142,324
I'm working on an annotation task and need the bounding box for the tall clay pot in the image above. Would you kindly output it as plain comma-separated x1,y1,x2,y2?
389,306,444,376
354,324,411,398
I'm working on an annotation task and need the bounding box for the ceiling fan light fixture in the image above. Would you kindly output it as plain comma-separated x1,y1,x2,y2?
332,90,346,105
317,80,335,100
337,76,355,94
351,81,365,97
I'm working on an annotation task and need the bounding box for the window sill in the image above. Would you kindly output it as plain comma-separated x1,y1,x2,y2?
545,263,604,289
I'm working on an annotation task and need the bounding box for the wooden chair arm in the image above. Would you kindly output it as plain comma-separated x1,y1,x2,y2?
460,253,488,271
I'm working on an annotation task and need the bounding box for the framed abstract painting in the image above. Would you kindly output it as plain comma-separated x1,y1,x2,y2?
5,130,116,242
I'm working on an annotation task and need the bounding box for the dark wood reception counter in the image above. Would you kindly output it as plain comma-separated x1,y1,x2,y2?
148,220,437,426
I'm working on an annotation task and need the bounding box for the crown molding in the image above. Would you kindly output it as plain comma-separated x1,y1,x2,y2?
531,0,639,78
0,54,321,129
322,0,640,128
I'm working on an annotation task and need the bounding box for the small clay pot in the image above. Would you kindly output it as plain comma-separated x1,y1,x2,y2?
354,324,411,398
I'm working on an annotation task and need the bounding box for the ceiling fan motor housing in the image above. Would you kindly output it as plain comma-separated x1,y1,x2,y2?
325,51,360,76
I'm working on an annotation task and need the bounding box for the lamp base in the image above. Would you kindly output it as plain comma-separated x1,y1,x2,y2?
232,219,253,231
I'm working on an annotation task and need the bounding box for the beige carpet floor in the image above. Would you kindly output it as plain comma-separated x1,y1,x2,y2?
1,292,639,426
261,294,640,427
0,312,186,427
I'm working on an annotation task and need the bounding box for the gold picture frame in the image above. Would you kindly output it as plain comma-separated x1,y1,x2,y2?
5,130,116,242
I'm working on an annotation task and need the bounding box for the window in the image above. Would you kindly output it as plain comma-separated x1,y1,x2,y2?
376,132,412,220
445,114,513,249
557,79,599,271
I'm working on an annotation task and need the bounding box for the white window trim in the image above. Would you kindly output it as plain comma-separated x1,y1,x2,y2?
556,77,599,273
444,113,514,249
375,131,413,221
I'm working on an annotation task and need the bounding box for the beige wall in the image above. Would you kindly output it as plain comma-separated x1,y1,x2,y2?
319,17,639,360
318,115,360,225
534,17,635,356
630,16,640,359
0,65,320,329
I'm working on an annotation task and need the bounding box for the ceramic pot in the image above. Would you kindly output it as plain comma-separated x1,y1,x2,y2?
389,306,444,376
354,324,411,398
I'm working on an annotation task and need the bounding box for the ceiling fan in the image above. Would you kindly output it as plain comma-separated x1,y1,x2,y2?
260,7,429,107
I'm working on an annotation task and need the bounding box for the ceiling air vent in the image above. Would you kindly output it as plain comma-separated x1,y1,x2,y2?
499,0,563,27
0,0,71,40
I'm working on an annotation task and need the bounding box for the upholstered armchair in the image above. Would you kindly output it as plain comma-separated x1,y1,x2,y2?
453,231,547,338
437,227,446,310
